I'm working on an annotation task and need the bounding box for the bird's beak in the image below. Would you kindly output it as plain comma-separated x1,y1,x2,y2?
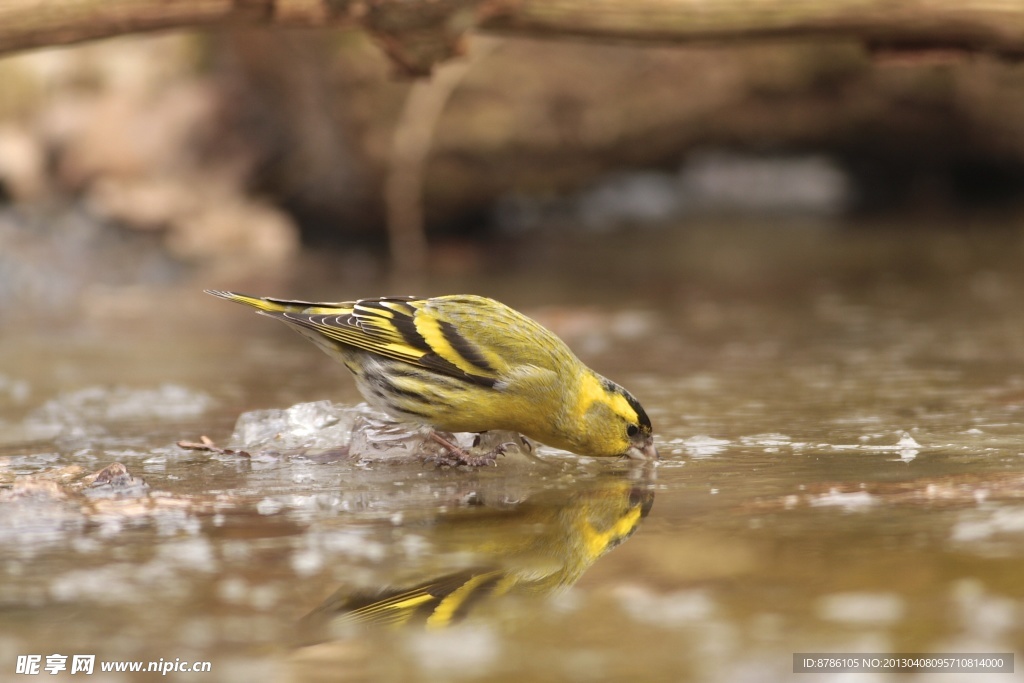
626,440,659,461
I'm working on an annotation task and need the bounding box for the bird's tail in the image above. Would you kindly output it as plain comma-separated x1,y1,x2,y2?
204,290,352,315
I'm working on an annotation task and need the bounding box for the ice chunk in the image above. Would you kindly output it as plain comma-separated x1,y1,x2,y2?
740,433,792,448
472,430,531,457
228,401,533,464
681,435,730,458
80,462,149,499
347,412,431,462
829,431,923,460
809,488,875,511
895,431,920,449
895,431,921,461
256,498,284,515
229,400,361,451
349,418,530,464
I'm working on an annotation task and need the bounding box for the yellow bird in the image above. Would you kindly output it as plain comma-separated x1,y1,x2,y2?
298,478,654,635
206,291,657,464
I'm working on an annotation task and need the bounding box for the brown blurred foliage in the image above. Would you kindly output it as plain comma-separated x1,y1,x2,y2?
218,31,1024,241
2,29,1024,261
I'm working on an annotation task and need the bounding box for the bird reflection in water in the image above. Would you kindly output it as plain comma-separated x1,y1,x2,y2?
297,469,654,641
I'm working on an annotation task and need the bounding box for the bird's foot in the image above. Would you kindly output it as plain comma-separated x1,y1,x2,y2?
425,432,504,467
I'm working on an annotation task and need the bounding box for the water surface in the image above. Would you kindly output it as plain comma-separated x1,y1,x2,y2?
3,221,1024,681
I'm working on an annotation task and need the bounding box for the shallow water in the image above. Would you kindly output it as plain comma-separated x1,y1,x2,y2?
3,221,1024,681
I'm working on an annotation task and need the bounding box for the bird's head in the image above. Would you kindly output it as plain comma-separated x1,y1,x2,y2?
574,375,658,460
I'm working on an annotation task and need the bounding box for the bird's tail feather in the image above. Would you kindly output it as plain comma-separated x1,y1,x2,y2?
204,290,351,314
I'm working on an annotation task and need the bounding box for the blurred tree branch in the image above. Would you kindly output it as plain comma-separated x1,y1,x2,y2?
3,0,1024,75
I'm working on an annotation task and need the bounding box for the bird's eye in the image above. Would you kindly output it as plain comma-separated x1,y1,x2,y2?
626,423,639,437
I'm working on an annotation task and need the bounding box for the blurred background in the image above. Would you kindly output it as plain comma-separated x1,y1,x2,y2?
4,28,1024,314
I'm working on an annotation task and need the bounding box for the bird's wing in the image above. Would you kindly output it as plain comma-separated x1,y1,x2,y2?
303,568,510,629
206,291,501,386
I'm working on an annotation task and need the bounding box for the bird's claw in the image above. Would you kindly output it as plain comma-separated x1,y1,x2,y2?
425,431,502,468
